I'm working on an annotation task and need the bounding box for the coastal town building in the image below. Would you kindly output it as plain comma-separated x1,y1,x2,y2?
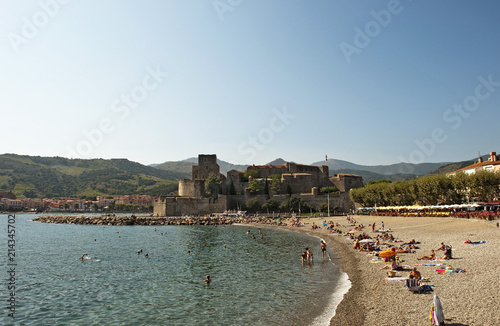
449,152,500,175
0,195,155,212
154,154,364,216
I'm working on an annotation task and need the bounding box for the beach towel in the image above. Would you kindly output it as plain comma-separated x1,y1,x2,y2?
415,263,446,266
385,277,407,282
433,295,444,325
465,240,486,245
435,269,466,273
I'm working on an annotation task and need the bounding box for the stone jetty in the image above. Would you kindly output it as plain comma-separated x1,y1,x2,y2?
32,215,248,226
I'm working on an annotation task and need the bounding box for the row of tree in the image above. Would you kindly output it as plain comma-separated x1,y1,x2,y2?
349,171,500,207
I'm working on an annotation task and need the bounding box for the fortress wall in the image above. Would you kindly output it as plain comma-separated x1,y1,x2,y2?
179,180,195,197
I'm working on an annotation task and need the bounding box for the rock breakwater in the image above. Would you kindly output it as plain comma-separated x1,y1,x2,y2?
32,215,248,226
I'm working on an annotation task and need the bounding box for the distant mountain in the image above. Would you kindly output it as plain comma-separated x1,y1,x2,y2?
428,155,488,175
155,157,249,176
0,154,178,198
333,169,416,183
311,159,450,177
266,158,288,165
153,156,451,183
153,160,193,179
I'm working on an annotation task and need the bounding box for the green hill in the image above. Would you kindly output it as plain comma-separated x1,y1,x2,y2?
428,155,488,175
0,154,179,198
155,157,249,176
332,169,416,183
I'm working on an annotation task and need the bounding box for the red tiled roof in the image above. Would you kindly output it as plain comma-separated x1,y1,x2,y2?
452,159,500,174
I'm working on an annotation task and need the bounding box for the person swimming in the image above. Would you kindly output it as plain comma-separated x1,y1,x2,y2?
204,275,212,284
80,254,88,261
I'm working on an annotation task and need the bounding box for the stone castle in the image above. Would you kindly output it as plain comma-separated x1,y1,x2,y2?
154,154,363,216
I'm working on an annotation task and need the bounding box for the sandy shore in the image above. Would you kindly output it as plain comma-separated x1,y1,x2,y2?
260,215,500,326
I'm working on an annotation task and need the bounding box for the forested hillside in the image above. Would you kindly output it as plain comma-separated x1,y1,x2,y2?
0,154,179,198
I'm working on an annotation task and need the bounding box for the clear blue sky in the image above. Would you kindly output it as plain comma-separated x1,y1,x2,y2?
1,0,500,166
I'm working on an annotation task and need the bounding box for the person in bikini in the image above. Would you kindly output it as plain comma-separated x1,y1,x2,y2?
320,240,327,258
417,249,436,261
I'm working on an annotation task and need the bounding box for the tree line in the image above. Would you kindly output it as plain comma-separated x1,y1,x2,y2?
349,171,500,207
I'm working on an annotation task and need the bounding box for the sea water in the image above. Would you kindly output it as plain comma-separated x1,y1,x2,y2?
0,214,349,326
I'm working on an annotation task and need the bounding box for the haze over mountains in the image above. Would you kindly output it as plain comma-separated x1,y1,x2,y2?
154,156,456,183
0,153,482,198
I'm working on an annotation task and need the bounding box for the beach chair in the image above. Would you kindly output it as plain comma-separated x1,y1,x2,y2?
405,278,423,294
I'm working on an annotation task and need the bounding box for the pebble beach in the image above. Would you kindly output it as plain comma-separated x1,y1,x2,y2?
274,215,500,326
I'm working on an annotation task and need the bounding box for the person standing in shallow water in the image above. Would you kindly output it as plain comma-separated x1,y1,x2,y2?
301,251,308,265
320,240,327,258
306,247,313,264
204,275,212,285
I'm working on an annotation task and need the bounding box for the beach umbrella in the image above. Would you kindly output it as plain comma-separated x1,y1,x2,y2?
359,239,375,243
379,250,396,258
322,222,328,227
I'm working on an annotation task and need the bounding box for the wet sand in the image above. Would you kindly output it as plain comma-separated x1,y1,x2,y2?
259,215,500,326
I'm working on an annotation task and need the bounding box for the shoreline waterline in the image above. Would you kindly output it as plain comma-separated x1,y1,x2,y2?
4,214,348,325
249,224,353,326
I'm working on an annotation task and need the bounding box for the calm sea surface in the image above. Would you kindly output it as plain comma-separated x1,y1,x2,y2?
1,214,349,326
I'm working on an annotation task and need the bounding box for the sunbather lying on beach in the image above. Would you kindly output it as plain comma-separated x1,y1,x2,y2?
417,249,436,260
393,246,414,254
380,261,404,271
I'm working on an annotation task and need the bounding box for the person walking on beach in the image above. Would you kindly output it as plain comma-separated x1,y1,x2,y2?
381,221,384,230
320,240,327,258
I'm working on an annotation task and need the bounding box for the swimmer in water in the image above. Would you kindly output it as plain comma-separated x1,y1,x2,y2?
145,253,149,258
204,275,211,284
80,254,88,261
